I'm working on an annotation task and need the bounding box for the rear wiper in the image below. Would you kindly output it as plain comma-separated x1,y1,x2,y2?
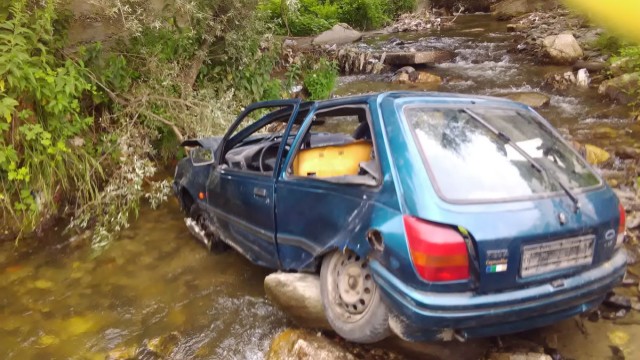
464,109,580,213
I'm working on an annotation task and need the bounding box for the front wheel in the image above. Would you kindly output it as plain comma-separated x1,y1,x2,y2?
186,204,227,252
320,251,391,343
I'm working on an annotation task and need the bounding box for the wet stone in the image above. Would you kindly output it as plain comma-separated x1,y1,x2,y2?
499,92,550,108
489,352,552,360
267,329,355,360
604,294,632,309
587,309,601,322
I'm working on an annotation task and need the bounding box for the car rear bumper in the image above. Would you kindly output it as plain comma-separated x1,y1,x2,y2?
370,249,627,341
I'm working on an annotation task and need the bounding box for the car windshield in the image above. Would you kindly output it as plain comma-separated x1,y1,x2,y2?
404,106,601,202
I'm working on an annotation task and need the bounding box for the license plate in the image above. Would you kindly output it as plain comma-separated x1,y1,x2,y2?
520,235,595,278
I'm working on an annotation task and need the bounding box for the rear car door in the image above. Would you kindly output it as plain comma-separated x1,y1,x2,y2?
207,100,301,268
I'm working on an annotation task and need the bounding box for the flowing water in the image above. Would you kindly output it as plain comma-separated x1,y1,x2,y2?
2,14,640,360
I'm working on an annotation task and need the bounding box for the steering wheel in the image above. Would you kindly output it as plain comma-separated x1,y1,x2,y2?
259,142,289,173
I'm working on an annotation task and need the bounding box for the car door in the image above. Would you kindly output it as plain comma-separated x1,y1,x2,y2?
207,100,301,268
275,103,382,271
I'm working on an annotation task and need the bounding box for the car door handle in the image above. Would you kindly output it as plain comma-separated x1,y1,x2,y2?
253,187,267,198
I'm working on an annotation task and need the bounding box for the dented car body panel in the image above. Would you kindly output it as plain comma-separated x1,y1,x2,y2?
173,92,626,340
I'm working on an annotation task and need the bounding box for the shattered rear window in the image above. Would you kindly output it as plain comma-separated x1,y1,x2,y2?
404,106,600,202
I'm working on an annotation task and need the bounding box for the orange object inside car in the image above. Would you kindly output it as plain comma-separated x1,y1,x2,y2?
292,140,373,177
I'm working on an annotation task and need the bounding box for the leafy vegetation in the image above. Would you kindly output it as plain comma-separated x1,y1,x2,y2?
260,0,416,35
594,33,640,114
1,0,339,249
301,58,338,100
0,0,100,235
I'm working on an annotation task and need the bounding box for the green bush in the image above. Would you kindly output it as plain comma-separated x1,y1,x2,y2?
594,33,626,55
259,0,400,34
303,58,338,100
288,13,334,36
0,0,101,233
336,0,390,31
388,0,417,17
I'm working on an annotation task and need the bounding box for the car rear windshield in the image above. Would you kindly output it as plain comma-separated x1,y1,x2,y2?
404,106,601,202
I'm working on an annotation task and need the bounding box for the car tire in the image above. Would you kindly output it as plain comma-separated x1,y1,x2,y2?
187,203,227,252
320,250,391,343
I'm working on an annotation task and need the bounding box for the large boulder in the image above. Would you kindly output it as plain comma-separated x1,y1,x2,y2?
542,33,584,65
312,24,362,46
383,50,455,66
499,92,550,108
264,272,331,330
491,0,558,20
598,73,640,104
266,329,355,360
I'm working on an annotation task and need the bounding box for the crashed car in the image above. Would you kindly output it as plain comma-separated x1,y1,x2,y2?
173,92,626,344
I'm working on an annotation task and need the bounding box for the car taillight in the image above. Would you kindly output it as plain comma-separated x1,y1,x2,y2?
403,216,470,282
616,202,626,248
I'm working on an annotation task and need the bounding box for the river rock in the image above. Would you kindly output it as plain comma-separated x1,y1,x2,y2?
506,23,528,32
106,346,137,360
542,33,584,65
312,24,362,46
598,73,640,104
604,294,632,309
383,50,455,66
395,66,416,75
392,71,442,86
571,141,610,165
573,60,607,73
542,71,576,91
266,329,404,360
139,332,182,358
264,272,331,330
499,92,550,108
610,57,634,77
267,329,354,360
488,353,552,360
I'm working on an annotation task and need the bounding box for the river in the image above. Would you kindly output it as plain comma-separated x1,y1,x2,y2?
1,14,639,360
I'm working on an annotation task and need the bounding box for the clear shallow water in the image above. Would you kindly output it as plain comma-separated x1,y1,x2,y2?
0,200,288,359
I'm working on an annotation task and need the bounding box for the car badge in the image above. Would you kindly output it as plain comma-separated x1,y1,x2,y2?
605,229,616,241
558,212,567,225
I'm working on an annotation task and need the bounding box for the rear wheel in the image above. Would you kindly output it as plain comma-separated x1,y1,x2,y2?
186,203,227,252
320,251,391,343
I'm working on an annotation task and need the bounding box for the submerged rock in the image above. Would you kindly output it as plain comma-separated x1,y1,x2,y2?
610,57,635,77
267,329,355,360
488,353,552,360
499,92,550,108
383,50,455,66
266,329,404,360
264,272,331,330
572,60,607,73
604,294,632,309
312,24,362,46
570,141,611,165
542,33,584,65
392,71,442,86
542,71,576,91
598,73,640,104
106,346,137,360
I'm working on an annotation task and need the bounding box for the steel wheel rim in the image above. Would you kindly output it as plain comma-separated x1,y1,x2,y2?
327,252,376,323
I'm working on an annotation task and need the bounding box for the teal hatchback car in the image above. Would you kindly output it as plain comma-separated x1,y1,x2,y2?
173,92,627,343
